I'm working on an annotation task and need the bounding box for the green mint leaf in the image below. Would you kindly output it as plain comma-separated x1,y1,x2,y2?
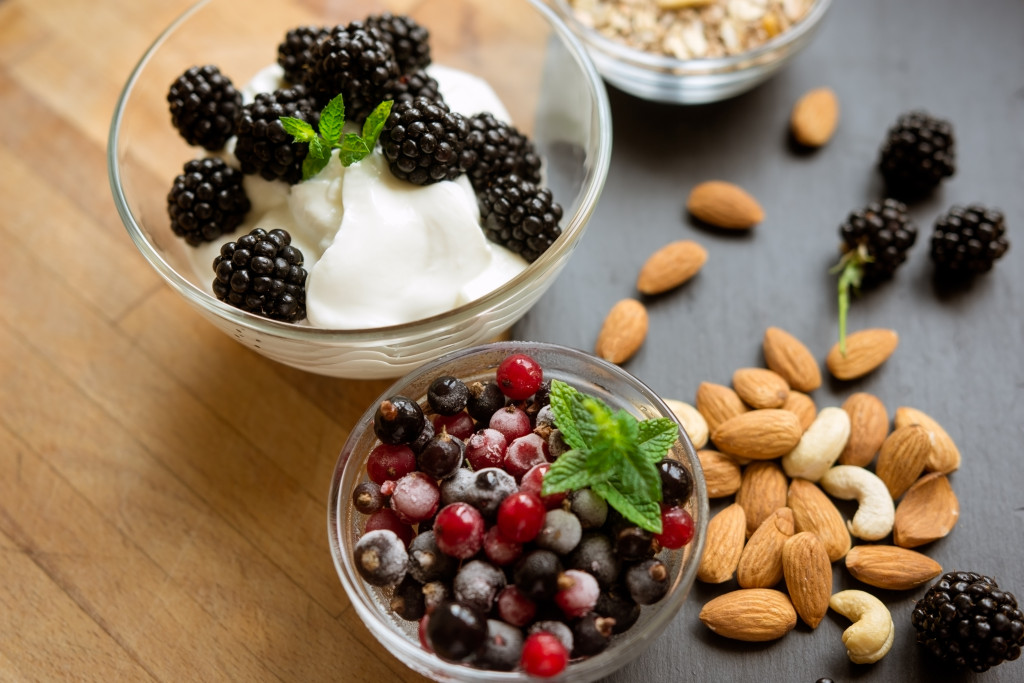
548,380,587,451
637,417,680,463
541,450,602,496
301,149,330,180
361,100,393,149
319,94,345,145
583,407,636,473
575,395,613,447
592,478,662,533
338,133,372,167
280,116,316,143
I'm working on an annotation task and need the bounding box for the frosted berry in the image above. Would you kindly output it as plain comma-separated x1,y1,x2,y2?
656,505,695,549
408,530,457,583
364,507,414,546
519,463,567,509
465,428,507,470
497,491,546,543
463,467,517,518
569,488,608,529
425,600,487,662
572,614,615,657
467,381,506,422
489,405,533,442
433,502,485,559
614,525,656,561
352,480,384,514
496,353,543,400
390,574,426,621
439,467,475,506
483,526,523,566
416,431,464,480
626,558,670,605
476,619,524,672
513,549,563,601
427,375,469,415
503,433,548,481
389,471,440,524
422,580,450,614
354,529,408,586
496,585,536,627
453,560,506,613
535,509,583,555
432,412,475,440
595,591,641,634
554,569,600,618
373,395,426,445
529,621,574,654
520,631,569,677
366,443,416,484
569,532,621,589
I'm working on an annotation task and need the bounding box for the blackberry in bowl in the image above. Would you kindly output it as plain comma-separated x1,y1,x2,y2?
328,342,708,681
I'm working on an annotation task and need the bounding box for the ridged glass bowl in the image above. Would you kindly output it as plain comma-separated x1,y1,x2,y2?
108,0,611,378
328,341,709,682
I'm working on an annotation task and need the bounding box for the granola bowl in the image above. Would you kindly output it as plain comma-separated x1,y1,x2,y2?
550,0,832,104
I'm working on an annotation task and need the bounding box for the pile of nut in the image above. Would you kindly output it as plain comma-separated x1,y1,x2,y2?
664,326,960,663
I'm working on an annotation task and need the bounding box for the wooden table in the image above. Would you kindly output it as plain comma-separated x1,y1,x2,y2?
2,0,1022,681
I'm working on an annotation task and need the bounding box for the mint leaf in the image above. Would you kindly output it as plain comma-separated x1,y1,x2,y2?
361,100,393,149
549,380,587,451
319,94,345,145
582,407,636,474
339,133,372,167
592,478,662,533
280,116,316,143
541,450,601,495
637,417,679,463
302,150,330,180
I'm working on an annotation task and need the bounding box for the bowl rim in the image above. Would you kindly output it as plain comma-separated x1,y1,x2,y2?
550,0,833,73
107,0,612,342
327,341,709,681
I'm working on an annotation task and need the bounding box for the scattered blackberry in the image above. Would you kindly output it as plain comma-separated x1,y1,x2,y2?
912,571,1024,672
234,85,320,184
479,175,563,262
365,13,431,74
463,113,542,191
167,158,250,246
879,111,956,198
277,25,330,84
381,97,469,185
931,205,1010,276
380,69,442,106
305,24,398,118
167,65,242,151
212,228,307,322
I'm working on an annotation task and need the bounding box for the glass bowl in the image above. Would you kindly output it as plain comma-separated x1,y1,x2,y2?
328,341,708,682
549,0,832,104
108,0,611,379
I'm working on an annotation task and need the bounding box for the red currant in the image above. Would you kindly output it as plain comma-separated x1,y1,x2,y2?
497,491,546,543
482,525,523,566
464,428,507,470
655,505,695,549
364,508,414,546
496,353,544,400
496,585,536,627
520,631,568,677
432,412,475,440
519,463,566,509
433,502,485,559
366,443,416,484
389,471,441,524
554,569,600,618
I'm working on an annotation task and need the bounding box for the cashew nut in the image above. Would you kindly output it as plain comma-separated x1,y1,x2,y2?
829,590,895,664
666,399,709,449
819,465,894,541
781,407,851,481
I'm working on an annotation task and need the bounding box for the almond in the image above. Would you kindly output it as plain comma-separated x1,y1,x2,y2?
894,406,961,473
875,424,931,499
697,503,747,583
736,461,788,537
782,532,832,628
696,382,748,432
736,507,795,588
733,367,790,409
763,327,822,392
686,180,764,230
790,87,839,148
787,478,851,562
845,545,942,590
826,329,899,380
699,589,797,641
594,298,648,364
893,473,960,548
782,390,817,431
839,392,889,467
698,449,742,498
636,240,708,295
665,399,709,449
711,409,802,460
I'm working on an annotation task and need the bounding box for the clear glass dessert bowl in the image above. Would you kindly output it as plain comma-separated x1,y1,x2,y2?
108,0,611,379
328,341,708,682
549,0,832,104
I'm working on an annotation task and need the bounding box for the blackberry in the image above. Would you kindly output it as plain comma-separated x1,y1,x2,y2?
479,175,563,263
234,85,320,184
879,111,956,198
380,69,443,106
381,97,469,185
306,24,398,118
912,571,1024,672
277,25,330,84
365,13,431,74
167,158,250,246
167,65,242,151
463,113,542,191
931,205,1010,276
212,228,307,322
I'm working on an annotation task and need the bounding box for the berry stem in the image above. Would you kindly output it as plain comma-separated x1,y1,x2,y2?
831,247,868,357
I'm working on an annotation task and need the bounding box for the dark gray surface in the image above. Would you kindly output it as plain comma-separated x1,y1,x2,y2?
515,0,1024,680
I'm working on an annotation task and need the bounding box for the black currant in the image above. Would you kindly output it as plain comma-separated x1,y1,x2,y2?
425,600,487,662
373,395,425,445
427,375,470,415
657,458,693,506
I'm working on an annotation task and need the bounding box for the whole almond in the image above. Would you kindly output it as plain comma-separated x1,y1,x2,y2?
845,545,942,590
782,390,817,431
636,240,708,295
699,589,797,641
687,180,764,230
875,424,931,499
666,399,709,449
790,87,839,148
894,473,960,548
826,328,899,380
895,407,961,473
594,299,648,364
733,367,790,409
737,507,795,588
787,478,851,562
698,449,742,498
696,382,748,432
839,392,889,467
697,503,747,583
763,327,822,392
711,409,802,460
783,532,832,628
736,461,789,537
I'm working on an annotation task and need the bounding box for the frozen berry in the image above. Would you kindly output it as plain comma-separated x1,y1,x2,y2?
389,471,440,524
407,418,435,455
656,506,695,549
483,526,523,566
352,480,384,514
463,468,517,518
425,600,487,662
572,613,615,657
536,509,583,555
569,533,621,589
427,375,469,415
514,550,563,601
467,381,506,422
503,434,548,481
366,443,416,484
519,463,566,509
465,428,507,471
408,530,458,584
595,591,641,634
390,574,426,621
416,431,464,480
497,491,546,543
547,429,570,460
496,353,544,400
614,525,656,561
569,488,608,529
528,621,574,654
422,580,450,614
496,585,536,627
489,405,533,442
364,508,414,546
520,632,569,677
453,560,506,613
433,502,485,559
439,467,476,506
657,458,693,507
476,619,524,671
432,412,475,440
354,529,408,586
555,569,600,618
373,395,426,445
626,558,670,605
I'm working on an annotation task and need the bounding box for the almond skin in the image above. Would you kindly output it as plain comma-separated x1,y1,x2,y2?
736,461,789,537
697,503,747,583
839,392,889,467
737,507,795,588
845,545,942,590
875,424,931,499
790,87,839,148
636,240,708,295
687,180,764,230
782,391,817,432
594,299,648,364
894,473,960,548
783,532,832,628
763,327,822,392
711,409,803,460
826,329,899,380
699,589,797,641
696,382,748,432
698,449,742,498
787,478,851,562
733,367,790,409
894,406,961,473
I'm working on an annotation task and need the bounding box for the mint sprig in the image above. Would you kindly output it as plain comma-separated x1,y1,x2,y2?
540,380,679,533
280,94,394,181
